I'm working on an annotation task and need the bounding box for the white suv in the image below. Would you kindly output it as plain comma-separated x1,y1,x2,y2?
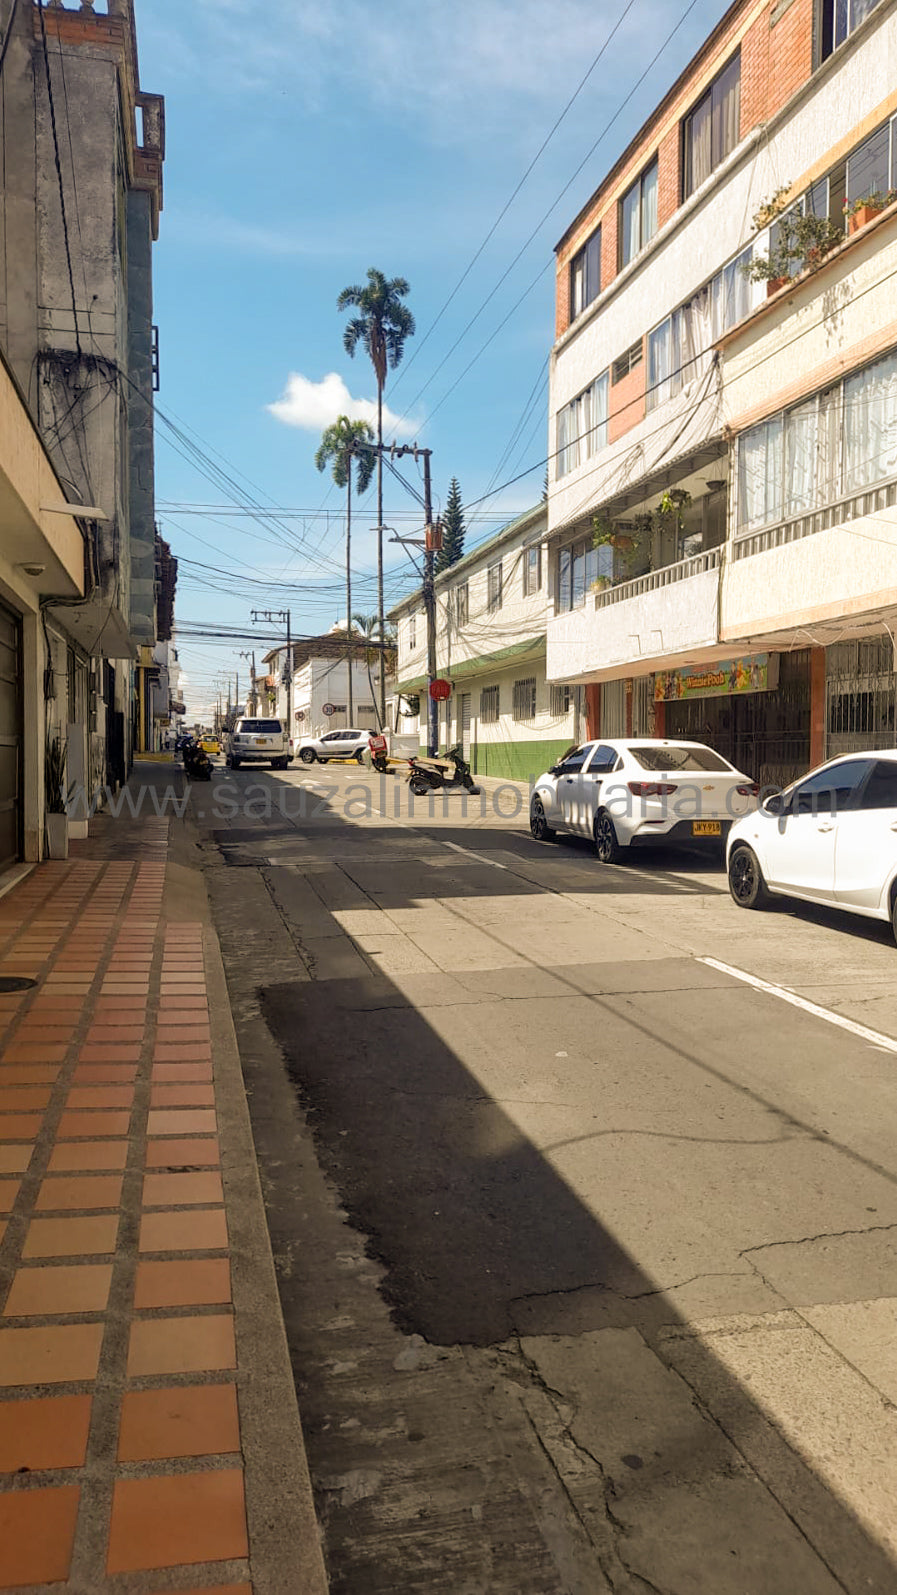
225,717,292,769
297,728,372,764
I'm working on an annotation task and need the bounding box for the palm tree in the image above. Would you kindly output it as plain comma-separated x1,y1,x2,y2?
353,612,396,732
337,269,415,727
315,416,375,726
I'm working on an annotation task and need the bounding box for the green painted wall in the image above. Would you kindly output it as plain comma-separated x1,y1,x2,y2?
471,738,572,782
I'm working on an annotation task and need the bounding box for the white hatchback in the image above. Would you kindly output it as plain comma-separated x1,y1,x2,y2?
529,738,759,863
727,751,897,942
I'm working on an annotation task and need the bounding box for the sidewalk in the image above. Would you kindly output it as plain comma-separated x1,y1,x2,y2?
0,765,327,1593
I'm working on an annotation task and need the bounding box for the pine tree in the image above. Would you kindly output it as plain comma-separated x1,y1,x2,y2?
436,476,466,574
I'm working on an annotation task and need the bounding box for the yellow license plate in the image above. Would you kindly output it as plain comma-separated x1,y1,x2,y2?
693,820,721,836
255,738,267,745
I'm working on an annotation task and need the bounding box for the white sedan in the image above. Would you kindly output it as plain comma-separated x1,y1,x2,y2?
529,738,759,863
727,750,897,942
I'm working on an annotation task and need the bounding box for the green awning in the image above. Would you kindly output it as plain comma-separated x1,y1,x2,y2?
396,634,546,695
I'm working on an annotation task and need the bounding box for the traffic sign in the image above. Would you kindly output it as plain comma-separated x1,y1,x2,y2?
429,678,451,702
322,703,336,716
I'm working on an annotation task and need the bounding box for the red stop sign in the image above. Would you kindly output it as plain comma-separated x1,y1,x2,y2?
429,678,451,701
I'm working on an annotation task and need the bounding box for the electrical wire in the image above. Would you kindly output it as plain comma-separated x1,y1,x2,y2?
35,0,81,359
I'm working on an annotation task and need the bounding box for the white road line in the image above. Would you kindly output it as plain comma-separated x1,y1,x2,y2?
440,840,510,871
698,955,897,1054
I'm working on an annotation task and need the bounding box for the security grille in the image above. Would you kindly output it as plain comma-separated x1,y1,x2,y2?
549,683,571,716
480,685,500,723
513,677,537,722
632,675,654,736
601,678,626,737
825,637,897,759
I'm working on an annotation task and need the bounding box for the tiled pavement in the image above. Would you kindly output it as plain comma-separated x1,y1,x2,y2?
0,797,327,1593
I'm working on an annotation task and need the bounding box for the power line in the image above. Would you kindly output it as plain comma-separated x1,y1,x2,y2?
36,0,81,359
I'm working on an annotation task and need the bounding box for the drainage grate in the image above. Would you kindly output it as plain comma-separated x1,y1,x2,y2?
0,976,37,993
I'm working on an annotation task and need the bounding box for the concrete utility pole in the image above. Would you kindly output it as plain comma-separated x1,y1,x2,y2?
239,651,256,713
387,443,440,757
251,611,292,739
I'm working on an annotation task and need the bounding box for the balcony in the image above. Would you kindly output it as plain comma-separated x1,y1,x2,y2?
547,547,722,684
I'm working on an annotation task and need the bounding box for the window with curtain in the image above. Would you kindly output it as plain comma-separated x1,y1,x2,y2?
820,0,884,60
683,51,741,199
523,546,541,596
646,244,752,411
487,562,503,613
843,351,897,492
620,158,659,268
738,416,783,531
556,372,609,476
569,227,602,320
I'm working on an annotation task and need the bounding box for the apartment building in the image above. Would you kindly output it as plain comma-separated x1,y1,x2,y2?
0,0,165,861
391,504,585,779
547,0,897,786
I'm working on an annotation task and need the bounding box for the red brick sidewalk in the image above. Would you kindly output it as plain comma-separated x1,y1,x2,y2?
0,798,326,1593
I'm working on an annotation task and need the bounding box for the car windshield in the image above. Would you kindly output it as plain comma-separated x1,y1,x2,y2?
238,720,282,734
629,745,733,773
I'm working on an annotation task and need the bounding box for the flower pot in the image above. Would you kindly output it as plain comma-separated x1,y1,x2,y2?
848,204,882,234
609,534,634,552
766,275,790,296
45,813,68,860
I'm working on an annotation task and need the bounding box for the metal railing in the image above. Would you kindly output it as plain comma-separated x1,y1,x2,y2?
592,546,722,610
733,476,897,560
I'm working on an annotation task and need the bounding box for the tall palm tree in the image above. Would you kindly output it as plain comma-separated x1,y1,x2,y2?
337,269,415,727
353,612,396,732
315,416,375,726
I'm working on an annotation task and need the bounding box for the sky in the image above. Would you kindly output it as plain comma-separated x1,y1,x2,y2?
136,0,730,721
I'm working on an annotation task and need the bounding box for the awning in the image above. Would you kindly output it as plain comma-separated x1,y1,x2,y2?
396,634,546,694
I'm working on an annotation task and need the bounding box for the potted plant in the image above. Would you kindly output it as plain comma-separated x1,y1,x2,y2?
844,189,897,234
45,734,70,860
742,198,844,295
590,574,612,594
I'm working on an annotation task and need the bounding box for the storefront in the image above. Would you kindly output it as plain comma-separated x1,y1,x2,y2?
656,649,811,786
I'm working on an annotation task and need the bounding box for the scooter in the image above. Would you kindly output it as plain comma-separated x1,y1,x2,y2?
181,738,213,781
406,743,481,797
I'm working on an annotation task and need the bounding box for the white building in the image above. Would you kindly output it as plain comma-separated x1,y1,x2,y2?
547,0,897,786
262,631,384,740
391,504,584,780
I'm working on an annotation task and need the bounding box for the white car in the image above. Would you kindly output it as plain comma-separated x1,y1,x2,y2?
297,729,373,764
727,750,897,942
225,717,291,769
530,738,759,862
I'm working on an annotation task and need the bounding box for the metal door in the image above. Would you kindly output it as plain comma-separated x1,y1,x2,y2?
460,693,471,758
0,604,22,871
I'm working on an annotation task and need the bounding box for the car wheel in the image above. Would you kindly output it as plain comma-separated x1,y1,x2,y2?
231,757,241,770
891,890,897,948
530,797,556,843
594,810,622,864
728,844,770,909
300,749,316,764
356,751,366,764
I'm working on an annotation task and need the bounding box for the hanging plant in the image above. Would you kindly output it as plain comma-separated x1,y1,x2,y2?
741,205,843,284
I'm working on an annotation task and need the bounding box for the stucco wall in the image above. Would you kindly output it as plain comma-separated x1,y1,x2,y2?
547,567,721,684
722,513,897,639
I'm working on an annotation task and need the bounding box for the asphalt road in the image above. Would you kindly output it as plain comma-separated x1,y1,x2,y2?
192,759,897,1595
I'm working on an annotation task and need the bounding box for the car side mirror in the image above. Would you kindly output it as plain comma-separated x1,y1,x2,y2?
548,765,561,776
763,793,785,815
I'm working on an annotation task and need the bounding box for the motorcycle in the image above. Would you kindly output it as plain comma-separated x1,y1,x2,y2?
181,737,213,781
406,743,480,797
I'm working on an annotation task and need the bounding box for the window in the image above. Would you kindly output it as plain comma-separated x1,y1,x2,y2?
556,538,612,612
513,677,537,723
612,340,643,384
587,744,619,773
549,683,571,716
683,51,741,198
523,545,541,596
556,371,609,476
791,760,869,814
556,746,590,773
646,245,752,411
820,0,885,61
736,347,897,532
846,121,891,207
487,561,503,613
408,612,416,649
455,582,469,625
570,227,602,320
620,158,658,267
858,759,897,809
480,685,500,723
630,745,733,772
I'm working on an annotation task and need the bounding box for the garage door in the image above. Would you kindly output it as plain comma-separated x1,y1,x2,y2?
0,604,22,872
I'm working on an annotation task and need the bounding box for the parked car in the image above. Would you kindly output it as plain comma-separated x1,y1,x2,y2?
530,738,759,862
296,729,373,764
727,751,897,942
224,716,291,769
200,734,220,757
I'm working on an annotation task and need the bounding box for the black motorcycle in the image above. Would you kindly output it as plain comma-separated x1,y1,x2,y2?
406,744,480,797
181,737,213,781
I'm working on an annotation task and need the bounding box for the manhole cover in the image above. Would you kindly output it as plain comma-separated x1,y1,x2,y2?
0,976,37,993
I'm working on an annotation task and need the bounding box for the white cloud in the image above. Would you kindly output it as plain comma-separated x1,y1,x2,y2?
267,372,416,438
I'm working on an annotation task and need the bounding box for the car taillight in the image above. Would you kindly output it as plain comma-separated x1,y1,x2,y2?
627,781,678,797
736,784,760,796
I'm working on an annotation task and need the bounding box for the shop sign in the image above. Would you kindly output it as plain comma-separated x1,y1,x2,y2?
654,654,775,702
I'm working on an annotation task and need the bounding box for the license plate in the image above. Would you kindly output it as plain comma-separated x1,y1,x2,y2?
255,738,267,745
693,820,721,836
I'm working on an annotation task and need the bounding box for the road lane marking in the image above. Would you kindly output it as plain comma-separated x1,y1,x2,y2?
440,840,509,871
698,956,897,1054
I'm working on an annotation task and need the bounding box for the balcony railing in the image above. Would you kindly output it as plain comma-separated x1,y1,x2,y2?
592,546,722,610
733,476,897,560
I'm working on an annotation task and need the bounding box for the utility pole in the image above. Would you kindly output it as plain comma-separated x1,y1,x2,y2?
239,651,256,713
387,443,440,757
251,611,292,740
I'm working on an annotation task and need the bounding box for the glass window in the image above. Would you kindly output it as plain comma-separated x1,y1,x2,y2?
487,562,503,613
821,0,884,59
843,350,897,493
556,373,609,476
557,547,572,612
523,545,541,596
858,759,897,809
784,400,817,517
684,52,740,198
587,744,619,773
549,683,571,716
513,678,537,723
480,685,500,723
737,416,783,530
556,746,591,773
570,227,602,319
408,612,416,649
629,745,734,772
647,321,671,409
238,720,283,734
620,158,659,268
846,123,891,205
455,582,469,625
791,759,869,813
